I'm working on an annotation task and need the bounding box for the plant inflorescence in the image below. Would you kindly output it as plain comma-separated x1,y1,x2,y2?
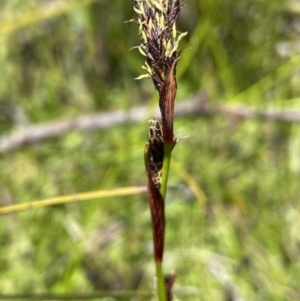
131,0,187,300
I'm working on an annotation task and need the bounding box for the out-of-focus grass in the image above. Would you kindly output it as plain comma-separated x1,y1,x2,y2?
1,0,300,300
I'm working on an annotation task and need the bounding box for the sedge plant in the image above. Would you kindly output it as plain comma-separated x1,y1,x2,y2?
130,0,187,300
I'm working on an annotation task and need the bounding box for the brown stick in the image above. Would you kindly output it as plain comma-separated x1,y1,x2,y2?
1,91,300,152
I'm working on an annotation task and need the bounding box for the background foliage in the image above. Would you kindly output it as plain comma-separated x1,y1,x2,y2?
1,0,300,300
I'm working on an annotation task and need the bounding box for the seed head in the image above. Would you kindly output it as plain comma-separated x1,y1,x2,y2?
134,0,187,86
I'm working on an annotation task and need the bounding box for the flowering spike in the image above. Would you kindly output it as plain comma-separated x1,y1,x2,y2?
131,1,187,299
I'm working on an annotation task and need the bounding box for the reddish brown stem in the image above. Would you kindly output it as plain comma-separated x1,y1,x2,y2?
159,57,180,143
147,171,165,262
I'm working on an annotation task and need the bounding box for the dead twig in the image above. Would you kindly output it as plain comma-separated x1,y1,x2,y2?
1,91,300,152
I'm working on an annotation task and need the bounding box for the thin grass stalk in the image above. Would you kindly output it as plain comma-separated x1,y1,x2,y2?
156,262,167,301
160,143,172,199
0,186,147,215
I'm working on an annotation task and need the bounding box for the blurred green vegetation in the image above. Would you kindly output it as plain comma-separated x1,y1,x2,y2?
1,0,300,300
